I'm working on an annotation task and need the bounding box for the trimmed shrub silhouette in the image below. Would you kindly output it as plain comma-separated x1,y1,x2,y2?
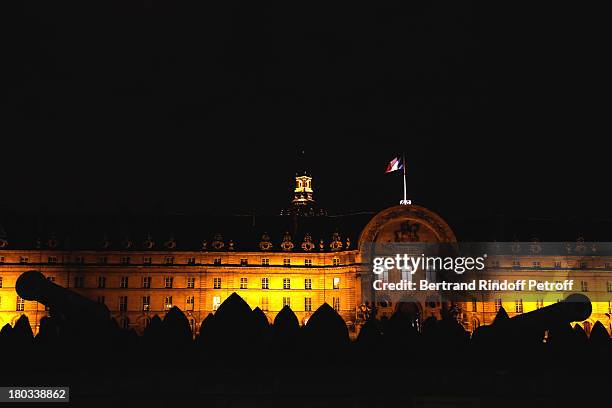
355,317,382,362
204,292,258,362
589,321,609,347
252,306,272,346
383,308,419,352
273,305,300,355
162,306,193,349
196,313,215,351
301,302,349,361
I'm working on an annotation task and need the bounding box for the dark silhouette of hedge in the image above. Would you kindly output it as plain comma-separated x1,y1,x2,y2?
1,289,610,405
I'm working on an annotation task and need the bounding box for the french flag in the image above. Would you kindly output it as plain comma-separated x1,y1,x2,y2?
385,157,403,173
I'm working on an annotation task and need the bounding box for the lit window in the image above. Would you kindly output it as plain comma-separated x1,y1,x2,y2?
240,258,248,266
515,280,522,291
74,276,84,288
554,261,562,268
165,257,174,265
425,267,436,283
261,277,269,289
119,296,128,312
471,298,477,312
283,258,291,267
120,276,129,289
186,296,195,311
536,299,544,309
607,282,612,292
20,256,29,264
283,278,291,290
16,296,25,311
581,281,588,292
213,277,221,289
98,277,106,288
333,297,340,311
187,257,196,265
262,258,270,266
213,296,221,311
305,278,312,290
283,297,291,308
261,297,269,311
333,257,340,266
187,277,196,289
240,277,248,289
305,259,312,267
164,296,173,310
48,256,58,264
142,276,151,288
333,277,340,289
515,299,523,313
214,258,222,265
494,298,502,312
142,296,150,311
143,257,152,265
0,276,3,288
164,277,173,288
0,256,5,263
532,261,541,268
305,297,312,312
120,256,130,265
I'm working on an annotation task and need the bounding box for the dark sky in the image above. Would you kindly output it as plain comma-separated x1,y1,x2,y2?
2,2,605,226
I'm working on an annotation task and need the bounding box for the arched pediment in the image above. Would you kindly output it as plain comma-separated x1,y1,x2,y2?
358,205,456,249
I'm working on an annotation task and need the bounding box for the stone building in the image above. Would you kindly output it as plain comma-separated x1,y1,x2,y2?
1,172,611,336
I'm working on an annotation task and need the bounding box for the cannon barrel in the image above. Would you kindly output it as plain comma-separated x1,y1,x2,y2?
16,270,110,322
508,293,591,331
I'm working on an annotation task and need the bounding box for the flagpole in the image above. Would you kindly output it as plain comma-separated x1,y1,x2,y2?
400,152,410,205
402,152,406,203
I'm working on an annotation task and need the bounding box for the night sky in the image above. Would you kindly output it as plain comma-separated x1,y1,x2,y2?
2,2,605,233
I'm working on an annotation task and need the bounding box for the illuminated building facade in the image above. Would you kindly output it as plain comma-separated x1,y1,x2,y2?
1,173,611,336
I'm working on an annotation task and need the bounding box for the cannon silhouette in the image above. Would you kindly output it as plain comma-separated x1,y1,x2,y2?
16,270,110,324
508,293,592,330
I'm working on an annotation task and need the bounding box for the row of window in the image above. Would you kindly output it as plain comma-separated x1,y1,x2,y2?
5,276,611,293
490,299,548,314
213,296,340,312
77,276,196,289
9,294,612,316
111,295,195,312
216,277,341,290
490,260,607,269
7,295,340,313
35,276,341,290
5,276,608,292
0,256,342,266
